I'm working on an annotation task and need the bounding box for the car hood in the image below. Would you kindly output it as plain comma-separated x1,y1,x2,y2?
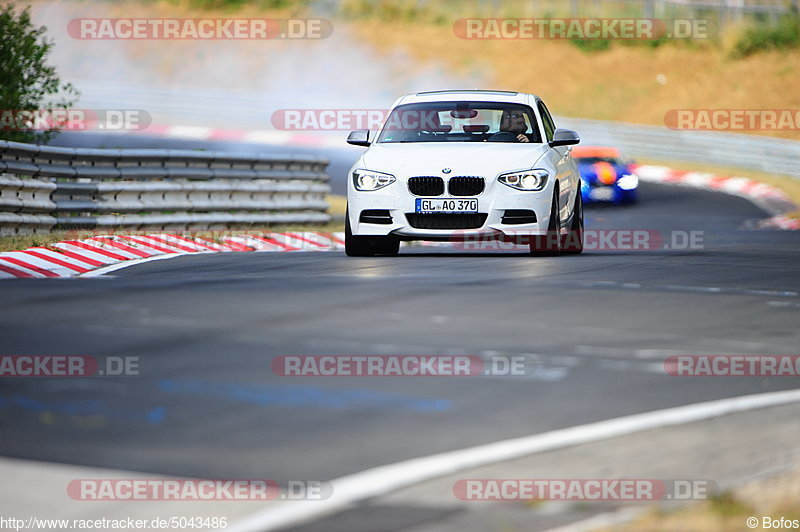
359,143,549,178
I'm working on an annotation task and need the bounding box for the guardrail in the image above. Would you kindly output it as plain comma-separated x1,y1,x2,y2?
0,140,331,236
557,116,800,180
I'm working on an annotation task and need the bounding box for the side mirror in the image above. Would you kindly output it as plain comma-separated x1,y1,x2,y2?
550,128,580,147
347,129,371,147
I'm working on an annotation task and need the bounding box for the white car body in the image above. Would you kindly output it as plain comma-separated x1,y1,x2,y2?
345,90,583,255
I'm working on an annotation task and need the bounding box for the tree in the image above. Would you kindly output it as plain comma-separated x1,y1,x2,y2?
0,3,79,143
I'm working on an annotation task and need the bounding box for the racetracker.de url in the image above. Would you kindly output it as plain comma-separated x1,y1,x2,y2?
0,515,227,530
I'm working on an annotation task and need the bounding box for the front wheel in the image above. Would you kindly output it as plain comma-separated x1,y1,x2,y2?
345,209,400,257
561,191,584,255
530,193,562,256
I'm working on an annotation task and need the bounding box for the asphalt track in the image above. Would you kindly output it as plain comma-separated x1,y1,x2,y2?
2,149,799,496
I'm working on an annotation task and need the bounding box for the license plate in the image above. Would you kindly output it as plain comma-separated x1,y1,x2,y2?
589,187,614,201
416,198,478,213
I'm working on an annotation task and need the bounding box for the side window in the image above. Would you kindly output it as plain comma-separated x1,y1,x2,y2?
537,101,556,142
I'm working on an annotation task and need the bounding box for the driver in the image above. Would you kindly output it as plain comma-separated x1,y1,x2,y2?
499,109,531,143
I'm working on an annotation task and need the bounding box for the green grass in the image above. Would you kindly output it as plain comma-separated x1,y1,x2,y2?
0,231,75,253
163,0,310,12
733,15,800,57
707,491,753,519
570,38,612,52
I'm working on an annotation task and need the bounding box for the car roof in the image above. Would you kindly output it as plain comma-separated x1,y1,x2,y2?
572,146,622,158
395,90,537,106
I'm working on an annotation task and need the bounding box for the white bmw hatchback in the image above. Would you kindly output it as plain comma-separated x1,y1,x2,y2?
345,90,584,256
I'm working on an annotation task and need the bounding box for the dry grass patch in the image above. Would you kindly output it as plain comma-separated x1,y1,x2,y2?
350,20,800,142
601,468,800,532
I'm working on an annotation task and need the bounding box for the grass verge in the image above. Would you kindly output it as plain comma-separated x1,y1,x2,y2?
0,196,347,253
601,466,800,532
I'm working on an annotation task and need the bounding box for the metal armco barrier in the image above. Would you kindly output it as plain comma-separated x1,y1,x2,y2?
0,140,330,235
557,116,800,180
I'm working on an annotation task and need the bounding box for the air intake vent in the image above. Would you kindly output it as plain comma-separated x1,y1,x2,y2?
359,210,393,224
405,213,488,230
501,209,537,224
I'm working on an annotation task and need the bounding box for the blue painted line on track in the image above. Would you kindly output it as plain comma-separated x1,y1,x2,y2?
0,394,167,424
158,379,451,412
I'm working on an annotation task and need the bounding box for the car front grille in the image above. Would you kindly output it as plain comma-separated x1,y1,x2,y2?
405,213,488,230
448,176,485,196
408,176,444,196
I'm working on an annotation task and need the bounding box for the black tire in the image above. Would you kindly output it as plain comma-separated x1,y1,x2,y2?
530,192,562,256
345,208,400,257
561,191,584,255
372,236,400,256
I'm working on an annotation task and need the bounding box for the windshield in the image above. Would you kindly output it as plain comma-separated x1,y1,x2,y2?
376,101,542,143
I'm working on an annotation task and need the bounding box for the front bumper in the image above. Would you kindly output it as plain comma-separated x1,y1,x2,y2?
348,179,554,240
581,183,638,204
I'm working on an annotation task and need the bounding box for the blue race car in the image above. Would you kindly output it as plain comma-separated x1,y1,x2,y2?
572,146,639,205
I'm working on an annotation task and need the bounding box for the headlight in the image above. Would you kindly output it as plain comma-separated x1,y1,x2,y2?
498,169,549,191
618,173,639,190
352,169,396,191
